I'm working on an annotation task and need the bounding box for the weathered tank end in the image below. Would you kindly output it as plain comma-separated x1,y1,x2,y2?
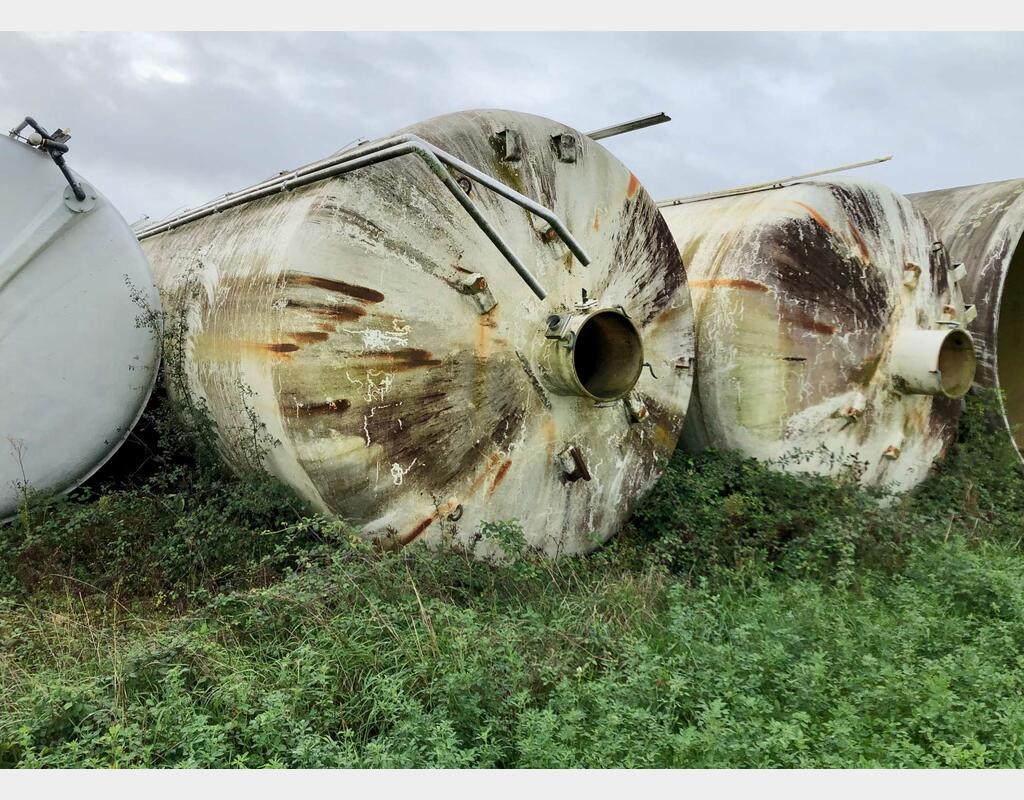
660,177,974,493
141,109,695,557
910,179,1024,461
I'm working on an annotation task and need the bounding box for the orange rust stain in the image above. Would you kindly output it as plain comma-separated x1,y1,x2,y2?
593,209,601,231
626,173,640,199
264,343,300,354
399,516,435,546
792,202,833,233
488,459,513,496
690,278,771,293
476,308,498,360
317,322,337,332
283,273,385,303
291,331,330,344
782,311,836,336
848,221,871,263
467,452,505,497
542,419,557,460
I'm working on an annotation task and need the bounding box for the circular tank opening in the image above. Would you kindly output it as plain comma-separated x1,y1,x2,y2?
938,329,976,399
997,238,1024,447
572,311,644,400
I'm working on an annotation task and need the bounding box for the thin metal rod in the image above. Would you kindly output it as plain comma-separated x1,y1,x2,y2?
136,132,598,299
137,133,591,266
586,113,671,141
137,138,551,300
657,156,894,207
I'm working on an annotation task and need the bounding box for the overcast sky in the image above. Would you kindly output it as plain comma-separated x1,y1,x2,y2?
1,31,1021,223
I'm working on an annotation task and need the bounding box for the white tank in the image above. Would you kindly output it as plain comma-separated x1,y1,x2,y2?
0,124,162,520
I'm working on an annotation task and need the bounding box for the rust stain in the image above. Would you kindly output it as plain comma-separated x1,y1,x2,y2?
291,331,330,344
792,202,833,233
399,516,434,546
361,348,442,370
476,307,498,360
488,459,513,496
282,272,385,303
264,343,300,353
626,173,640,199
281,398,352,418
780,308,837,336
593,209,601,231
285,299,368,322
848,221,871,263
690,278,771,293
467,452,505,496
543,418,557,460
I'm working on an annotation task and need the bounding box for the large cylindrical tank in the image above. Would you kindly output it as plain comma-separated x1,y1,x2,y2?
1,129,162,520
138,109,695,557
909,179,1024,461
660,177,975,493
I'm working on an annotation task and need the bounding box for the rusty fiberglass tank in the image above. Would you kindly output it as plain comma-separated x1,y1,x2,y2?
137,109,695,557
1,118,161,521
909,179,1024,462
659,176,976,493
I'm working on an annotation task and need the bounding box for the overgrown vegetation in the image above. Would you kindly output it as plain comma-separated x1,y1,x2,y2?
2,384,1024,766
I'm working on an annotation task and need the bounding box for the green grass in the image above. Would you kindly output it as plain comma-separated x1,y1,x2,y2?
1,392,1024,767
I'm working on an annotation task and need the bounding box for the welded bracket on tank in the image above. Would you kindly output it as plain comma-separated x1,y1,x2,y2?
136,134,594,302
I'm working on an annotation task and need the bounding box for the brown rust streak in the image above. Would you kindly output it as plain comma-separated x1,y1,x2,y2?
280,398,352,418
291,331,331,344
285,299,367,322
780,309,837,336
264,343,300,354
848,221,871,264
399,516,435,546
357,348,442,370
282,272,385,303
488,459,513,496
792,201,833,233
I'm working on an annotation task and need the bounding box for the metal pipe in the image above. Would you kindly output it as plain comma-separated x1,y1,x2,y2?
585,112,671,141
136,133,591,269
139,139,550,300
657,156,893,208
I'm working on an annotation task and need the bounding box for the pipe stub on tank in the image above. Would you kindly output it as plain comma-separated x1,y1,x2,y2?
892,328,976,399
540,306,645,402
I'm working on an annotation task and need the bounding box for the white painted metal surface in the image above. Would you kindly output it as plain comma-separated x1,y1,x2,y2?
0,134,161,520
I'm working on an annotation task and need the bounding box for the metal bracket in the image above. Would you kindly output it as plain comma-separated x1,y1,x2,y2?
557,445,592,482
457,272,497,314
9,117,87,202
552,133,577,163
495,128,521,162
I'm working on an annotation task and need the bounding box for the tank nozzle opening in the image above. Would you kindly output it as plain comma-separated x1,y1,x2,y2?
892,328,976,399
541,308,645,401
